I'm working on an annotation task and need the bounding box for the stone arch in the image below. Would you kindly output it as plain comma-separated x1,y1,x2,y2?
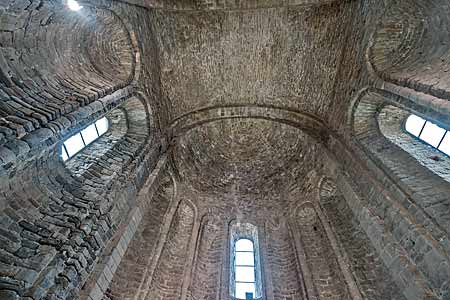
169,104,328,142
227,221,264,300
186,214,226,300
378,105,450,182
368,0,450,100
77,0,143,84
290,202,350,299
145,199,197,300
62,95,154,191
0,0,147,175
265,213,306,300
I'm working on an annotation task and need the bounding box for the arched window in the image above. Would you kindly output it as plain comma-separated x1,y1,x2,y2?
60,116,109,161
235,239,256,299
229,222,263,300
405,114,450,155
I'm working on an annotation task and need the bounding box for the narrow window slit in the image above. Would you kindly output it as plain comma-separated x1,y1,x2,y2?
405,114,450,156
60,116,109,161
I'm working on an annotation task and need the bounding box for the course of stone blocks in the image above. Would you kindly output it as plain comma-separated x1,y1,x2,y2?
1,0,450,299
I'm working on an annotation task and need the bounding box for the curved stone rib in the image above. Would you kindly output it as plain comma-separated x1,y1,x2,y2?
168,104,328,142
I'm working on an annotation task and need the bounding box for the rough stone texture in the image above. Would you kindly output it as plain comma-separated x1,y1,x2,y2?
2,0,450,299
378,105,450,182
145,200,195,300
265,220,305,300
369,0,450,101
0,94,158,299
187,216,226,300
150,2,358,121
84,0,345,11
293,205,350,300
320,182,407,300
0,1,133,142
103,173,173,300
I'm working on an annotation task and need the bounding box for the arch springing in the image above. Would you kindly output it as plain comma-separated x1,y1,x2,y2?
405,114,450,155
61,117,109,161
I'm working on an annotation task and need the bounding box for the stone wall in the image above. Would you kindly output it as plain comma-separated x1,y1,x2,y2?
83,0,346,11
326,132,450,299
319,183,406,300
0,1,133,145
145,200,195,300
0,93,159,299
103,173,174,300
292,205,349,300
378,105,450,182
2,0,450,300
265,219,305,300
369,0,450,101
187,216,226,300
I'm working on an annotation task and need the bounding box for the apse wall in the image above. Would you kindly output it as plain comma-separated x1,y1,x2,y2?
265,220,304,300
187,216,225,300
103,172,414,300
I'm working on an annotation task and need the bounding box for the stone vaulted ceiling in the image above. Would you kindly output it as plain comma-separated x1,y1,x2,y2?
0,0,371,211
143,0,363,209
110,0,345,10
175,118,321,197
151,3,354,119
8,1,450,299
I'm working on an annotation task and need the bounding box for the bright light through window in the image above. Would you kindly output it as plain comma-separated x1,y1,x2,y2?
236,252,254,265
64,134,85,157
96,117,109,135
405,115,426,137
439,134,450,155
67,0,83,11
81,124,98,145
421,122,446,147
235,239,256,299
405,114,450,156
236,283,255,300
61,148,69,161
61,117,109,161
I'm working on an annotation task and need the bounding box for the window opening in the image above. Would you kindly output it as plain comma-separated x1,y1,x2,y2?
235,239,256,299
405,114,450,156
61,117,109,161
67,0,83,11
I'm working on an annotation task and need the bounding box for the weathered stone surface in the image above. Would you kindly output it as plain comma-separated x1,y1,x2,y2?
1,0,450,300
